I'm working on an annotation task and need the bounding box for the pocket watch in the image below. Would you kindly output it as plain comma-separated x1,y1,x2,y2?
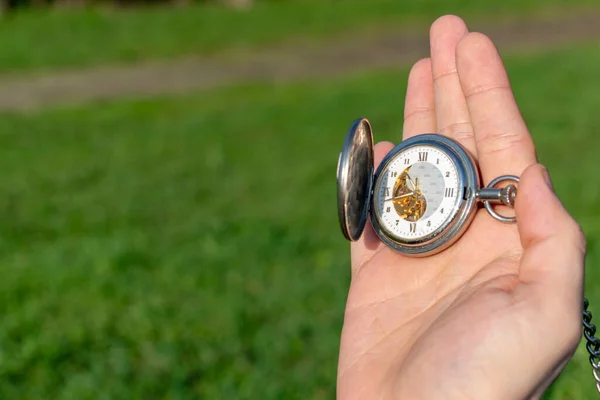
336,118,520,257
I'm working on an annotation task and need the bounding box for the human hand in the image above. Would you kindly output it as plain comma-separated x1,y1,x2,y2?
337,15,586,400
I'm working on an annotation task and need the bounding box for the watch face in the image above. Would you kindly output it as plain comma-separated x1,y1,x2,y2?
373,144,462,242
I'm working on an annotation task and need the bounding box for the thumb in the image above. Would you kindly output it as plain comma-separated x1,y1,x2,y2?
515,163,586,305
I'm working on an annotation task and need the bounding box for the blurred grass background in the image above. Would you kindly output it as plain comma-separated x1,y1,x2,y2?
0,0,596,72
0,0,599,399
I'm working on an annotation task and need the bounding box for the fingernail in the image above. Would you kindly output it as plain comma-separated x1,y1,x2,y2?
542,165,554,191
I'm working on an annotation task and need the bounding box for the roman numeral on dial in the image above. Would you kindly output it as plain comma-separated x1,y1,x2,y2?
418,152,428,162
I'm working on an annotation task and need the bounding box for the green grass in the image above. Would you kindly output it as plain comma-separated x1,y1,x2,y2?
1,42,600,399
0,0,596,73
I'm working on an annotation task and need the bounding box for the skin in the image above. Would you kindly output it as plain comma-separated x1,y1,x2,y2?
337,15,586,400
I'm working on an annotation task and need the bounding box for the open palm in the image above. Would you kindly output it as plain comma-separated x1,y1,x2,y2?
337,16,586,400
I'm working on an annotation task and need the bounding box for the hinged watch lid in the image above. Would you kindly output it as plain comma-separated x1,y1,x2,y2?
337,118,375,241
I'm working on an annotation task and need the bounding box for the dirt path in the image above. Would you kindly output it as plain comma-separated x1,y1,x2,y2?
2,9,600,112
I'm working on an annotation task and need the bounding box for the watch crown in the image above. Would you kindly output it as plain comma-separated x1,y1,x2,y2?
500,184,517,207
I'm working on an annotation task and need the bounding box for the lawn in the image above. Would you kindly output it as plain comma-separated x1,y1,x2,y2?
0,41,600,399
0,0,596,73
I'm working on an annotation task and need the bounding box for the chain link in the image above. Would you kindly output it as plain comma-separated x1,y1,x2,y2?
583,298,600,393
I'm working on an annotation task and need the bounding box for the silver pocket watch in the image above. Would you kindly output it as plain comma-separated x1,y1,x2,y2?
337,118,520,257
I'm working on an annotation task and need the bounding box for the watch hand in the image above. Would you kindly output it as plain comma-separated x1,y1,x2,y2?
385,192,415,201
406,173,417,189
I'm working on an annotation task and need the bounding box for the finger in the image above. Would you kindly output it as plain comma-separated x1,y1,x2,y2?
351,141,395,278
512,164,585,400
515,164,585,309
430,15,476,155
403,58,436,139
456,32,536,184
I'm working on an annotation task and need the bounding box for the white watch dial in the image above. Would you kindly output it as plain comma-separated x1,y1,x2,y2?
373,144,461,241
